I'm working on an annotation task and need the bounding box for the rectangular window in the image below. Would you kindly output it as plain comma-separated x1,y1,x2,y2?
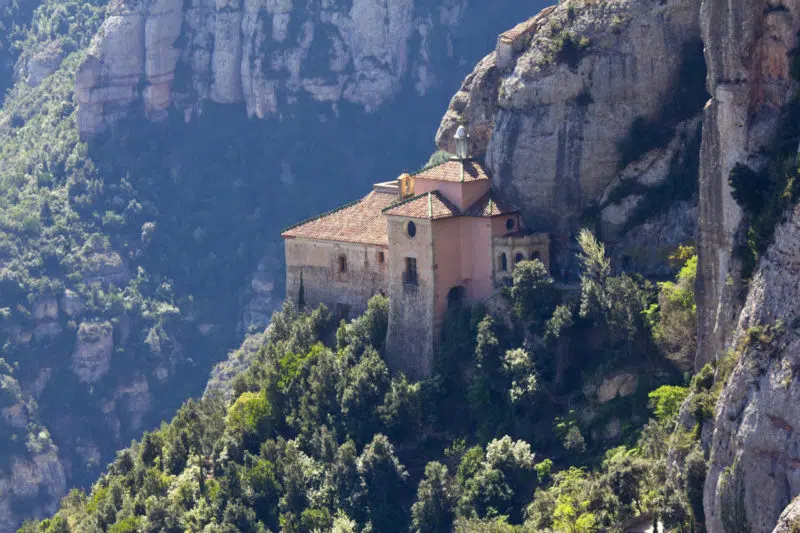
403,257,418,285
377,251,385,263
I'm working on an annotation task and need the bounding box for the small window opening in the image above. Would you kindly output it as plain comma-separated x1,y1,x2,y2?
530,251,541,261
404,257,418,285
377,251,385,263
338,255,347,273
407,221,417,238
506,218,515,231
499,253,508,272
514,252,524,264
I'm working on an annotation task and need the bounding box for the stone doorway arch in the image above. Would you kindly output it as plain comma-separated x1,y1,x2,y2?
447,286,467,309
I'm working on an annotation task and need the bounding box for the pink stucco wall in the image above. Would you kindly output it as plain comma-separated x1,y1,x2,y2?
415,178,490,212
462,181,491,212
491,213,522,236
431,218,463,328
431,216,495,328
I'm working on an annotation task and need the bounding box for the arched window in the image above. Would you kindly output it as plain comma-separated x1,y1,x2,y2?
515,252,524,264
406,221,417,238
506,218,515,231
499,253,508,272
338,255,347,273
530,251,541,261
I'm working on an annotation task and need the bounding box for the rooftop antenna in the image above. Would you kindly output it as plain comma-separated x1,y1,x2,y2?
454,125,469,160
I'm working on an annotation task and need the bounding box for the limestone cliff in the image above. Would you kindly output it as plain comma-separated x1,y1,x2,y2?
697,2,800,529
772,497,800,533
703,203,800,533
75,0,487,136
436,0,702,243
696,0,800,370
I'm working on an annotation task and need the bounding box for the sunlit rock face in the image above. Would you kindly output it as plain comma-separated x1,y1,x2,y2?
436,0,701,237
76,0,490,136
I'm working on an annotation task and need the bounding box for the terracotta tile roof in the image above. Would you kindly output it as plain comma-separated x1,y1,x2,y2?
413,159,491,183
383,191,460,220
281,191,396,246
464,192,520,217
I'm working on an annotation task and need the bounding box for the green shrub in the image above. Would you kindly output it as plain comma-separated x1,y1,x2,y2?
648,385,689,426
684,446,707,525
227,391,273,450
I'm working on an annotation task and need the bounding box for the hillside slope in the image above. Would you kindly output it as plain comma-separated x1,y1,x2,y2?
0,0,550,530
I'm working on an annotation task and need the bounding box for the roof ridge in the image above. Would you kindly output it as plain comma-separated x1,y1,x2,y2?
383,190,461,220
463,189,521,218
381,190,432,212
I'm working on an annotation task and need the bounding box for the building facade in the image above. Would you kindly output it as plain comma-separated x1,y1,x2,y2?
282,138,549,379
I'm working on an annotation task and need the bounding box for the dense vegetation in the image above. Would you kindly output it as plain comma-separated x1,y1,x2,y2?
0,0,556,528
21,231,704,533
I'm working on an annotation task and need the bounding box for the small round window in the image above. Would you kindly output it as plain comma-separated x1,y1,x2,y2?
506,218,515,231
406,221,417,238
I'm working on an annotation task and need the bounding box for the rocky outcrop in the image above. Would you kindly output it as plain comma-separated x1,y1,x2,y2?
583,371,639,404
15,41,65,87
75,0,486,136
0,451,66,533
72,321,114,384
242,255,279,332
0,369,66,533
696,0,800,369
772,497,800,533
436,0,701,237
704,203,800,533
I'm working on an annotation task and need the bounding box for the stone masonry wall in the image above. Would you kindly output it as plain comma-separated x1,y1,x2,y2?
386,217,435,379
285,239,388,318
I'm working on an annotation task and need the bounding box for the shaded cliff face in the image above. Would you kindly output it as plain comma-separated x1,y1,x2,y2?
696,0,800,370
75,0,530,136
435,0,701,240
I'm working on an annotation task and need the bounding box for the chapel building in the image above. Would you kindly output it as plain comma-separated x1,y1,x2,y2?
281,128,550,379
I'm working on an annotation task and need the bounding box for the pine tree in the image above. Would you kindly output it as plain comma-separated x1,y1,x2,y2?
298,271,306,309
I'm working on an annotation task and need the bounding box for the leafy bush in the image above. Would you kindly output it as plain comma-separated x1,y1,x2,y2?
648,385,689,426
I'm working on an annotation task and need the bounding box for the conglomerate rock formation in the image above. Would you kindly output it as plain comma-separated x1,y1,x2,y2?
76,0,477,136
435,0,701,238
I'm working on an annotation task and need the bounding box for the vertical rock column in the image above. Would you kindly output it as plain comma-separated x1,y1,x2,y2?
210,0,244,103
144,0,185,119
696,0,800,369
